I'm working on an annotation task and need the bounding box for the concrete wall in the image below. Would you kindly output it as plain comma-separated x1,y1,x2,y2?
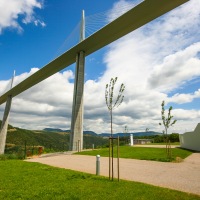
179,123,200,151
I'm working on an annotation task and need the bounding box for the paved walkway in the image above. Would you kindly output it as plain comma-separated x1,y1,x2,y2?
26,153,200,196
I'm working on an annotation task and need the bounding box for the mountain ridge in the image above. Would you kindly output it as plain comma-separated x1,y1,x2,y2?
43,128,162,137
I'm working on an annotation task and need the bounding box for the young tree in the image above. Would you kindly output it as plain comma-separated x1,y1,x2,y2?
105,77,125,137
159,100,177,159
105,77,125,181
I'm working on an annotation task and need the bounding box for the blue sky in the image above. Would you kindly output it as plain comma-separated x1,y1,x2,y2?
0,0,116,80
0,0,200,134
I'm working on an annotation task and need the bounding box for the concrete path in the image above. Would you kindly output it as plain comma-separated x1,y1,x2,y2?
26,153,200,196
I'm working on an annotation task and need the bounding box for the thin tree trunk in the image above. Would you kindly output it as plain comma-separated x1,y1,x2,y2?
165,128,168,155
110,109,113,137
110,109,114,180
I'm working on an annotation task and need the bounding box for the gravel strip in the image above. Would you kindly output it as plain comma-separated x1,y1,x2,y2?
26,153,200,196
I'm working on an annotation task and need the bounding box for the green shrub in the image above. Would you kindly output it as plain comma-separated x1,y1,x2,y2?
0,155,7,161
0,153,24,161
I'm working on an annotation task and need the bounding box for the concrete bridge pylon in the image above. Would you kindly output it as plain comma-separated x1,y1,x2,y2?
70,10,85,151
0,71,15,154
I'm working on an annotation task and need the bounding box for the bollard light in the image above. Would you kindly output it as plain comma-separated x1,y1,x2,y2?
96,155,100,175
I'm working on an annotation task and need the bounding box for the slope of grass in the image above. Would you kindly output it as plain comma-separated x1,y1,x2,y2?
76,146,193,162
5,126,108,153
6,128,69,151
0,120,13,130
0,160,199,200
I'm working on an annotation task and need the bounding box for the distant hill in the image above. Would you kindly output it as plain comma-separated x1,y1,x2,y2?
1,121,162,153
0,120,14,130
0,122,108,152
43,128,161,137
99,131,162,137
43,128,69,133
43,128,97,136
83,131,97,136
6,128,69,151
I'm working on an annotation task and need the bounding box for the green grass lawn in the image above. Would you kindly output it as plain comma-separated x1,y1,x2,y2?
0,160,199,200
145,142,180,145
76,146,193,162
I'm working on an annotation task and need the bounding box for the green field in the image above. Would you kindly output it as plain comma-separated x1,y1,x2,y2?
76,146,193,162
145,142,180,145
0,160,199,200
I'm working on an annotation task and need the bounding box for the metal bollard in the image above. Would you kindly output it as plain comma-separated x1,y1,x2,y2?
96,155,100,175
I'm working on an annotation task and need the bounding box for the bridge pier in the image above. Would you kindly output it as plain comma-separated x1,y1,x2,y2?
0,95,12,154
70,10,85,151
70,51,85,151
0,71,15,154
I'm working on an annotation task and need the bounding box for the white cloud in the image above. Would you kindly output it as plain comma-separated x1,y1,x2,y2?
0,0,200,135
168,89,200,104
148,43,200,92
0,68,74,130
34,19,46,27
95,0,200,133
173,109,200,120
0,0,45,34
106,0,141,22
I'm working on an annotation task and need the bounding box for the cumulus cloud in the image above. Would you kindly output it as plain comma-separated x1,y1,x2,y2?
0,68,74,130
96,0,200,133
148,43,200,92
0,0,45,34
168,89,200,104
0,0,200,134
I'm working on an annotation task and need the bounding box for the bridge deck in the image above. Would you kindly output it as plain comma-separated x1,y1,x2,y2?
0,0,189,105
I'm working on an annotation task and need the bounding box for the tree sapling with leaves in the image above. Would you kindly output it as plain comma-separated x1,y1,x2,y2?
159,100,177,159
105,77,125,137
105,77,125,180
